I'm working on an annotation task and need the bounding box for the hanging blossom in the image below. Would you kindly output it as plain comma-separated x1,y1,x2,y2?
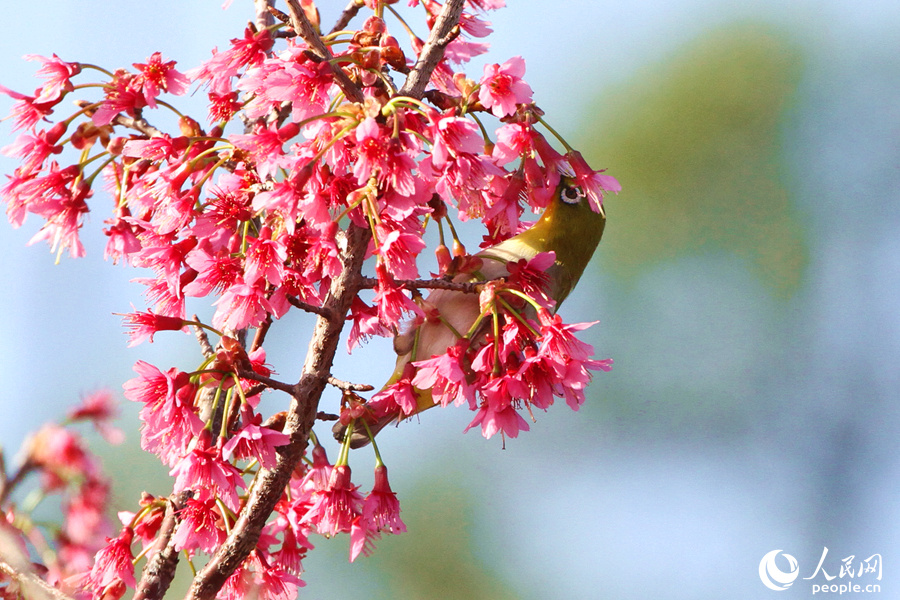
0,1,618,597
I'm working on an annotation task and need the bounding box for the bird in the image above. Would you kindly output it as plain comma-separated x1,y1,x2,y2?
335,174,607,447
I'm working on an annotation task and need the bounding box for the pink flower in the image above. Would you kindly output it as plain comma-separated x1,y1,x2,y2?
411,340,475,408
123,361,201,464
0,84,59,131
25,424,98,491
2,121,66,172
239,48,335,123
25,54,81,103
26,179,90,259
368,368,420,419
213,280,274,331
362,466,405,534
349,516,380,562
478,56,533,118
302,465,362,536
183,243,244,297
464,393,530,439
374,224,426,280
430,113,483,167
172,497,225,553
347,296,391,351
372,263,423,330
537,309,597,363
67,389,124,444
566,150,621,213
92,69,145,126
222,421,291,469
120,309,187,346
63,478,113,548
352,117,417,196
244,227,287,287
169,443,245,512
207,91,242,122
82,528,136,597
122,135,188,161
188,26,274,94
132,52,190,107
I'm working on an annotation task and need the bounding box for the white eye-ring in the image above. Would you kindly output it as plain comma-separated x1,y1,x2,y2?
560,185,585,205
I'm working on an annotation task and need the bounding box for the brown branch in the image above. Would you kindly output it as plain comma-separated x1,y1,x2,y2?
316,411,340,421
184,225,372,600
330,0,365,34
327,376,374,392
234,367,296,395
76,101,166,138
191,316,215,358
0,461,34,507
287,295,333,319
132,491,192,600
0,561,74,600
250,314,272,353
360,275,500,294
398,0,467,99
254,0,275,31
283,0,365,104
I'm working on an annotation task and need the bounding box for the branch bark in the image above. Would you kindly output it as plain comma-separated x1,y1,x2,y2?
183,225,371,600
179,2,470,597
398,0,467,99
133,492,192,600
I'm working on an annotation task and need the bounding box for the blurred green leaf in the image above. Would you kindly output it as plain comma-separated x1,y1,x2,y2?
584,23,808,297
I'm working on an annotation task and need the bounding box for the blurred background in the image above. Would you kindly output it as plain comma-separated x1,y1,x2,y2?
1,1,898,598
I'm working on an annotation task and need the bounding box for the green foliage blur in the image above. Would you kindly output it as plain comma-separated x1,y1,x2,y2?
586,23,808,297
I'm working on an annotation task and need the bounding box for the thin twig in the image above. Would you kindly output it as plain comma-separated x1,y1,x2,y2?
316,411,340,422
192,315,215,358
327,376,374,392
76,101,167,138
287,296,333,319
283,0,365,103
360,275,500,294
0,560,75,600
234,367,297,395
398,0,467,99
250,314,272,353
330,0,365,34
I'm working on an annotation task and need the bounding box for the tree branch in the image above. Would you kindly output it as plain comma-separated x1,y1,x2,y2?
0,560,74,600
287,295,333,319
234,367,296,395
398,0,467,99
133,492,192,600
183,225,371,600
360,275,501,294
283,0,364,103
254,0,275,31
327,376,374,392
330,0,365,34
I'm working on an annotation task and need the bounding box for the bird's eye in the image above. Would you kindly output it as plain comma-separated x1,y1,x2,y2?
560,185,585,205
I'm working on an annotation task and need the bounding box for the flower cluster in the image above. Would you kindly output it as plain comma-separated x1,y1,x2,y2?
0,392,120,592
0,1,617,598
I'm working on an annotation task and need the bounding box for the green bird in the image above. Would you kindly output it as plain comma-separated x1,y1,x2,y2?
336,175,607,447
